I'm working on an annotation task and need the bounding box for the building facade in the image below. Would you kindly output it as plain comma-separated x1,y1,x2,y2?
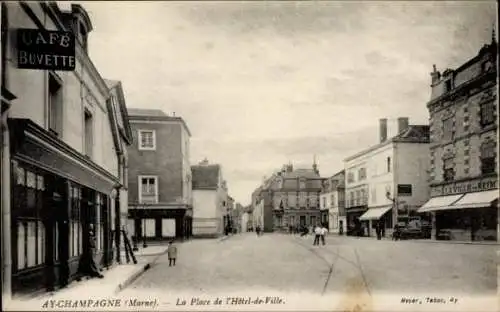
418,38,498,241
127,109,193,241
251,162,324,232
191,159,228,238
345,117,430,236
320,170,346,234
1,3,130,297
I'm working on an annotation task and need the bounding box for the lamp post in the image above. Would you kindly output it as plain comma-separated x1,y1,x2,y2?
386,191,397,231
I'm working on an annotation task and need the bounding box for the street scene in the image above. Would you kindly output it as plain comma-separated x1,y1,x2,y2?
0,1,498,312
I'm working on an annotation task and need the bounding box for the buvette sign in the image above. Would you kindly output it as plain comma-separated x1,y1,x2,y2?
17,28,75,71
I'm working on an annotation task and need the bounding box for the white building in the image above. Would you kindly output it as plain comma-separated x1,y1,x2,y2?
320,171,346,234
344,117,430,236
191,160,228,237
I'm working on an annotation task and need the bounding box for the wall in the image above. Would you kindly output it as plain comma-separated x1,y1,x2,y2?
366,144,395,208
180,125,192,206
192,189,218,236
395,142,430,210
128,121,183,205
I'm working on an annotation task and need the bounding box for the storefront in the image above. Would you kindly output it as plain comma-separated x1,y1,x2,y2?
418,177,498,242
345,206,367,236
358,205,392,237
128,207,192,242
9,119,119,295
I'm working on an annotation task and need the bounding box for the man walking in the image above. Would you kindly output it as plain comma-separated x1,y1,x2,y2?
313,224,321,245
320,224,328,245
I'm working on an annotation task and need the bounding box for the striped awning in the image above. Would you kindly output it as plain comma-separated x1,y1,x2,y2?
359,205,392,221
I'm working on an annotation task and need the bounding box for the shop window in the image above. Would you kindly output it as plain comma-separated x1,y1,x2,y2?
14,168,45,271
480,101,495,127
443,157,455,182
481,141,496,174
69,185,82,258
138,130,156,150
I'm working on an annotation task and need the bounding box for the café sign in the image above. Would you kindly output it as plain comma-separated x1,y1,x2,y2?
431,176,498,197
17,28,75,71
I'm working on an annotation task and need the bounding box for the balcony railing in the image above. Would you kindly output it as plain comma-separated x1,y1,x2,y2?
346,196,368,208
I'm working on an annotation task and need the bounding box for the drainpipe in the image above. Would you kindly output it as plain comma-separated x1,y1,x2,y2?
1,110,11,304
1,2,12,304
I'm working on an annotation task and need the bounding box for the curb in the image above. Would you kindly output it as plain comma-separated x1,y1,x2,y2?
330,235,498,246
114,248,169,294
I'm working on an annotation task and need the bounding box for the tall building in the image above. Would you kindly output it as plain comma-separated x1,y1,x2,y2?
126,109,193,241
344,117,430,236
418,37,498,242
320,170,346,234
191,159,228,237
251,162,324,232
1,3,131,298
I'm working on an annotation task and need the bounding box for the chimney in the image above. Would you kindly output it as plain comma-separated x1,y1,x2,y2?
397,117,409,134
430,64,441,86
379,118,388,143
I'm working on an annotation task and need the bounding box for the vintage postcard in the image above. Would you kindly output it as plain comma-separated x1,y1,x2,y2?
0,1,498,311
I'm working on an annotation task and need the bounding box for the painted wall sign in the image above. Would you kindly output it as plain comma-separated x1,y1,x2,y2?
430,176,498,197
17,28,76,71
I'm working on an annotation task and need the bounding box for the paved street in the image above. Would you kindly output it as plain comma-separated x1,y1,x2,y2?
121,233,497,298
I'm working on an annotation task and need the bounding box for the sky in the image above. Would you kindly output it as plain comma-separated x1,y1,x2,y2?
71,1,496,206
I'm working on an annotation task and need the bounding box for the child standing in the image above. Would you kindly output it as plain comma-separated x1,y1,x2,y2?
167,241,177,266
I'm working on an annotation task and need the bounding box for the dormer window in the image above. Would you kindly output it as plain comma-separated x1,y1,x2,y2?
445,79,452,92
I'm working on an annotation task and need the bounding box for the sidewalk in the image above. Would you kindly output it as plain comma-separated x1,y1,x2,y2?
5,245,169,310
328,234,499,245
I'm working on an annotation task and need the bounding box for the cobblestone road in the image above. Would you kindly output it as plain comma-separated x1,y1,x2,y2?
121,233,497,299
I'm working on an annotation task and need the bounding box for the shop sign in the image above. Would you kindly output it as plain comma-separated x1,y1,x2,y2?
17,28,75,71
431,176,498,197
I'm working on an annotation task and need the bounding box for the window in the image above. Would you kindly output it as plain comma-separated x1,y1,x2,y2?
299,178,306,189
480,101,495,127
349,191,355,207
48,73,62,136
84,110,93,157
139,176,158,203
330,194,335,207
397,184,412,196
14,168,45,271
347,172,355,183
69,185,82,258
310,216,317,226
142,219,156,237
442,117,454,141
298,192,307,208
288,193,296,208
387,157,391,173
138,130,156,150
371,187,377,203
358,168,367,181
95,193,106,251
289,215,295,226
445,79,452,92
481,141,496,175
443,157,455,182
355,190,361,206
322,197,326,209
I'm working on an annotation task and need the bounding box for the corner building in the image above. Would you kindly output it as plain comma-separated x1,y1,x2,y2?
418,38,498,241
126,109,193,241
1,3,132,297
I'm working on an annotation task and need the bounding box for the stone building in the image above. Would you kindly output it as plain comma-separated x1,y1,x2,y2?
251,162,324,232
345,118,430,237
418,36,498,241
191,159,229,238
127,109,193,241
320,170,346,234
1,3,132,298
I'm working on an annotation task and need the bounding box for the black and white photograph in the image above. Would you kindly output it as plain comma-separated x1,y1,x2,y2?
1,1,498,311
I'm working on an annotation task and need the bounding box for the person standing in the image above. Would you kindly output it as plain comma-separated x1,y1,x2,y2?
376,221,382,240
313,224,321,245
320,224,328,245
167,241,178,266
78,224,104,279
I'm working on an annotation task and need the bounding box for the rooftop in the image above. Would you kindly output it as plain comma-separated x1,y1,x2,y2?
127,107,192,136
345,125,430,162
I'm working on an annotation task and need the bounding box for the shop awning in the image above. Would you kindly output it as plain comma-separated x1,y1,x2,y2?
359,205,392,221
417,194,464,213
450,190,499,209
